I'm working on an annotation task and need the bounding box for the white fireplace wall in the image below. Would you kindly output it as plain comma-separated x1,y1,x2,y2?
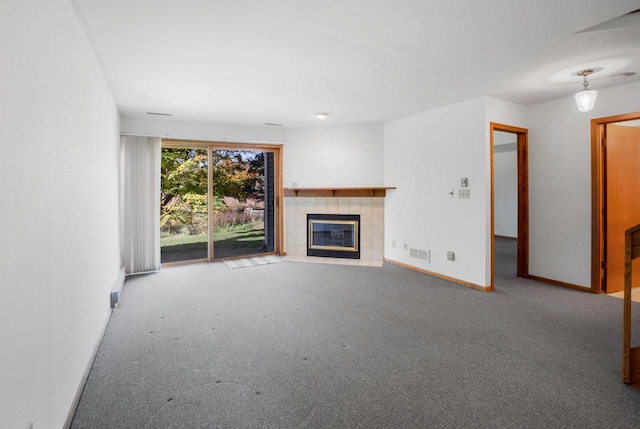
284,197,384,263
283,124,385,188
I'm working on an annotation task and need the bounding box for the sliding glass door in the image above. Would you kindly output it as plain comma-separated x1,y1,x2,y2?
160,141,281,264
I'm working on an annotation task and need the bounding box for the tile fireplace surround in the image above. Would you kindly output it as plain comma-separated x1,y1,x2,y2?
284,188,392,267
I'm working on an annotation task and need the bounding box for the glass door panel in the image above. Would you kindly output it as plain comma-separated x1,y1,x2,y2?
211,149,274,259
160,148,208,263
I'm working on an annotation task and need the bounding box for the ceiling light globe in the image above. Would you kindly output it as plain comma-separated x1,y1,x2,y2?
575,90,598,112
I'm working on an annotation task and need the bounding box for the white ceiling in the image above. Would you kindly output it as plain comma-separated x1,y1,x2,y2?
71,0,640,128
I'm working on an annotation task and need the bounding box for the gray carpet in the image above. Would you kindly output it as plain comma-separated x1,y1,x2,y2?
71,239,640,428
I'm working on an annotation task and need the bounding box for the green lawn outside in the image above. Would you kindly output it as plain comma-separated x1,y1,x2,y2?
212,224,264,243
160,224,264,247
160,233,207,247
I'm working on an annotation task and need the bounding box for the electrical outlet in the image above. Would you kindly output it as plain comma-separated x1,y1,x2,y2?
403,243,408,251
458,189,470,198
447,251,455,261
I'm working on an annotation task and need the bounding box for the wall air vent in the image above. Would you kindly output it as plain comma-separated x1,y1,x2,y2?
410,248,430,263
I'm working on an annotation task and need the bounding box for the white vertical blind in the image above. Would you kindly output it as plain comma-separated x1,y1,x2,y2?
121,136,161,274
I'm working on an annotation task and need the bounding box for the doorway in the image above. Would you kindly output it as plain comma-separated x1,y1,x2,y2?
490,123,529,290
160,140,283,265
592,112,640,293
493,130,518,278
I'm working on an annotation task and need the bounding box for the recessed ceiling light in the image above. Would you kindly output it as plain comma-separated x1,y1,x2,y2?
315,112,328,120
146,112,172,116
264,122,284,127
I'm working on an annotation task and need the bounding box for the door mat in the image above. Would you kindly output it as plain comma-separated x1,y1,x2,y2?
224,255,283,269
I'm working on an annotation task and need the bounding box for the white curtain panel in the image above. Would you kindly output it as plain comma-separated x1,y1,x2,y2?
121,136,161,274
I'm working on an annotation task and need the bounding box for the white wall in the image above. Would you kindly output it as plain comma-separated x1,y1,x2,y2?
494,150,518,237
283,124,385,188
526,80,640,287
121,118,385,189
0,1,121,428
494,131,518,238
121,115,286,144
384,97,488,287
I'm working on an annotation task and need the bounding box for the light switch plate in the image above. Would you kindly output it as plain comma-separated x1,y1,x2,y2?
461,178,468,187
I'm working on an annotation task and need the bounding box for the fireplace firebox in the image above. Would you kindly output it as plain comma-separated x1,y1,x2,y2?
307,214,360,259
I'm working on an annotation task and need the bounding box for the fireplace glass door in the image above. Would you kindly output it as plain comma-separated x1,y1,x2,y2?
307,214,360,259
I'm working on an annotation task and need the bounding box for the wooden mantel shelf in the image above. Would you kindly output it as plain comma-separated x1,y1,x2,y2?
283,187,396,198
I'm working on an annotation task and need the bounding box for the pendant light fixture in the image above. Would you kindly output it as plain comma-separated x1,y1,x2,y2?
574,69,597,112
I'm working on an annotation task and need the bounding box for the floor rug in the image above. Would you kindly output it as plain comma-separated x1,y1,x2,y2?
224,255,282,269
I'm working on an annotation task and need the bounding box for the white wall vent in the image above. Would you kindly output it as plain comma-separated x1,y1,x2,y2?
410,248,430,263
